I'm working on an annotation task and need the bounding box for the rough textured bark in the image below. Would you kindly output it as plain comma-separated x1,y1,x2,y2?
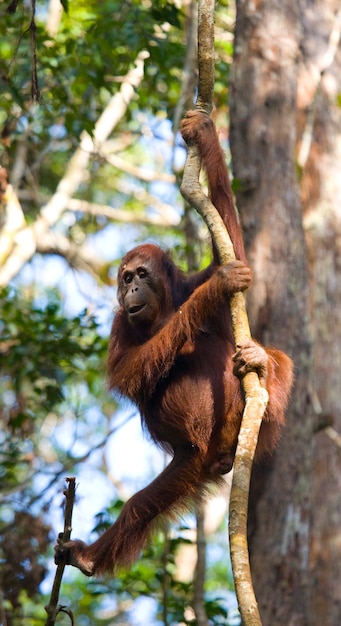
298,2,341,623
306,94,341,624
230,1,313,624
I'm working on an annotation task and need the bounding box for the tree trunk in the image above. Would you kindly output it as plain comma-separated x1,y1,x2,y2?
230,1,314,623
297,1,341,623
306,90,341,624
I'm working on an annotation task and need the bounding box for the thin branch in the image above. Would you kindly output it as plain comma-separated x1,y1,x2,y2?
102,151,175,184
30,0,40,102
68,197,180,227
1,414,134,508
36,231,110,283
44,477,76,626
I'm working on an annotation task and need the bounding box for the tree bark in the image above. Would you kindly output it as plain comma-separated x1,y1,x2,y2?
230,1,313,623
297,1,341,623
306,86,341,625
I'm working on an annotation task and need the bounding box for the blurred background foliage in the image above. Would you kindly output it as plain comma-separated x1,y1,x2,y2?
0,0,238,624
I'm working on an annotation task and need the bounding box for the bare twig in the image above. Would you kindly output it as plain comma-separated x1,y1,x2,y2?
30,0,40,102
44,477,76,626
68,197,180,227
36,231,111,283
180,2,266,624
102,150,175,183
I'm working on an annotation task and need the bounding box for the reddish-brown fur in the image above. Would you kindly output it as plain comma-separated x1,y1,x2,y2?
57,111,293,577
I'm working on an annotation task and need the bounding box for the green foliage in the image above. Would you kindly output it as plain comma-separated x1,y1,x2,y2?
0,0,185,145
49,517,238,626
0,0,191,242
0,1,239,622
0,287,117,621
0,286,107,433
0,285,112,499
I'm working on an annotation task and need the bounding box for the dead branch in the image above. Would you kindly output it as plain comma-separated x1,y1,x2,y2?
68,197,180,227
36,231,110,283
44,477,76,626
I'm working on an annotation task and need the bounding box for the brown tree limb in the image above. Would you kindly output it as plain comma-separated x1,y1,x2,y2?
29,0,40,102
180,2,266,624
44,477,76,626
